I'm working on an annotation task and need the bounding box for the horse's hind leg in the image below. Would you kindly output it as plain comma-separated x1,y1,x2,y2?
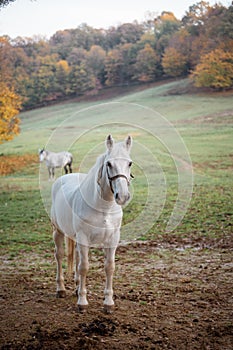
53,228,66,298
64,165,68,174
67,160,72,173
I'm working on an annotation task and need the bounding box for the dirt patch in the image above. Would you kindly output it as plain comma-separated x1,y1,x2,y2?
0,236,233,350
193,155,233,172
175,111,233,126
0,154,38,175
1,235,233,349
163,81,233,97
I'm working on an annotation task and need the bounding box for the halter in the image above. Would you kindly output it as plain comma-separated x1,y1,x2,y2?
106,165,134,194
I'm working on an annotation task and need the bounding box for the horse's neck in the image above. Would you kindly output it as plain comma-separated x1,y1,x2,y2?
81,161,114,207
98,167,115,202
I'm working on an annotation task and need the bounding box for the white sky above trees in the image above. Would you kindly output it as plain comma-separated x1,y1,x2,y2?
0,0,231,39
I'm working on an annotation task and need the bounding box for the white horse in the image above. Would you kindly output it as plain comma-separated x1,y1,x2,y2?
51,135,133,313
39,149,73,180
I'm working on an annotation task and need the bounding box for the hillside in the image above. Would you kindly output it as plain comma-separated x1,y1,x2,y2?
1,78,233,155
1,79,233,349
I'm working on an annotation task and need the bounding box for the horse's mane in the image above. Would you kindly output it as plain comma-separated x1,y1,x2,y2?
86,152,106,185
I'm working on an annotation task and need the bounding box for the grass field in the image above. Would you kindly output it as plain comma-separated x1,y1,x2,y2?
1,79,233,349
1,79,233,253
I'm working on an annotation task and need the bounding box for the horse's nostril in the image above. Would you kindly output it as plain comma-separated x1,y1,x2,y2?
115,193,119,200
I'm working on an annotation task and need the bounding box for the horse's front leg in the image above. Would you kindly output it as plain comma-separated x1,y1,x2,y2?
52,167,55,180
103,247,116,313
76,244,89,311
48,167,54,181
74,247,79,287
53,229,66,298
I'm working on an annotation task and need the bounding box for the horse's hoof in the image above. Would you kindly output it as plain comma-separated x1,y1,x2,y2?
103,305,114,314
56,290,66,298
77,304,88,313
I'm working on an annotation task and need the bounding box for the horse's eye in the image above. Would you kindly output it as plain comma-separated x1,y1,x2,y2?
129,161,132,167
106,161,112,168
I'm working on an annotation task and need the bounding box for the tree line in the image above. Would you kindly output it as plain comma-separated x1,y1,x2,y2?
0,1,233,142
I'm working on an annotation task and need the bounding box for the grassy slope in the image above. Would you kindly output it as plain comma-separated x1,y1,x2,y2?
0,79,233,257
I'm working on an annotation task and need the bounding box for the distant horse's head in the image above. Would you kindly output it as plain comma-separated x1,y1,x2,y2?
38,148,46,162
100,135,133,205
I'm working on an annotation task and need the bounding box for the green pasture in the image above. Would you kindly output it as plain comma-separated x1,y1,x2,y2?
0,79,232,261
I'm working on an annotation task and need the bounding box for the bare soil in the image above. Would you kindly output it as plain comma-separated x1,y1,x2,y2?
1,234,233,350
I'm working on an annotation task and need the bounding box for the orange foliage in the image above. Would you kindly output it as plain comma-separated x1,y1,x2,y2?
57,60,70,72
162,47,187,77
0,83,22,143
191,49,233,89
0,154,38,175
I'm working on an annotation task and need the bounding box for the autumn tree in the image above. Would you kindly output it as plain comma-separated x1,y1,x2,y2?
162,47,188,77
191,48,233,89
118,43,138,84
166,28,193,71
87,45,106,83
105,49,123,86
106,22,144,48
182,1,211,35
69,62,96,95
55,59,70,97
137,32,156,50
182,2,232,67
154,11,181,55
0,83,22,143
116,22,144,45
1,2,232,109
0,36,14,84
67,47,88,66
0,37,22,142
134,44,160,82
104,44,137,86
25,54,58,106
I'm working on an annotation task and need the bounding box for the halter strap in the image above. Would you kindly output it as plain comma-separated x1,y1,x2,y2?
106,166,134,194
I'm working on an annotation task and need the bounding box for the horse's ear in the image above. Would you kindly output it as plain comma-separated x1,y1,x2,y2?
106,134,114,151
125,135,132,152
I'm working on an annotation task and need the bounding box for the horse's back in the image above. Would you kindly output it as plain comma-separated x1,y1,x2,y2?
52,173,86,198
47,151,72,168
51,173,86,235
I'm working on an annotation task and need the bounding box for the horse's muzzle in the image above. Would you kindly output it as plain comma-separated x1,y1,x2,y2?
115,192,130,206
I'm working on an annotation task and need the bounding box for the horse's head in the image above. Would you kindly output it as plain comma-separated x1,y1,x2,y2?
38,148,46,162
102,135,133,206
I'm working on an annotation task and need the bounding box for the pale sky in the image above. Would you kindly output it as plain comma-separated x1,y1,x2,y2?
0,0,231,39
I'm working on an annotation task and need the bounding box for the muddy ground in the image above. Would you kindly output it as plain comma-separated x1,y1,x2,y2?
1,234,232,350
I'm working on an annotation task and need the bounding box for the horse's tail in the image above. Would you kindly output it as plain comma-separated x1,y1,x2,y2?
65,236,75,276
